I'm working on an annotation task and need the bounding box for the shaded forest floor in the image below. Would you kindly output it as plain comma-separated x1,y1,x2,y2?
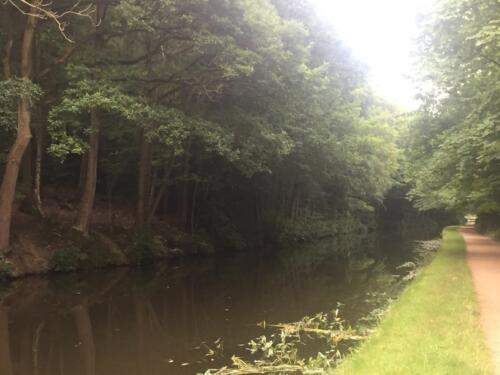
1,192,214,278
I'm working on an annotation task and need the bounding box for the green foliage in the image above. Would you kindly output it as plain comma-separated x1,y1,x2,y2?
80,243,120,269
49,246,84,272
407,0,500,215
475,212,500,240
0,254,14,280
48,78,155,159
274,214,366,245
180,233,216,255
202,307,361,375
48,237,120,271
0,78,42,103
0,78,42,131
126,234,161,265
277,216,338,243
3,0,406,254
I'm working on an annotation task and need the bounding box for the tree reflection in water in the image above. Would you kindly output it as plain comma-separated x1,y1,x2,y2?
0,235,423,375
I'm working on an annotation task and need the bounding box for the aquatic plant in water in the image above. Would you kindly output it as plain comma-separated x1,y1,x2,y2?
200,238,441,375
200,307,364,374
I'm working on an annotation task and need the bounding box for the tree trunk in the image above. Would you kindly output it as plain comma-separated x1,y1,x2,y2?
74,109,99,235
190,181,199,233
147,157,174,225
179,182,190,231
106,174,117,232
21,140,34,204
29,31,44,217
20,118,43,217
32,117,45,216
136,129,152,232
2,39,13,80
0,99,33,250
177,140,191,231
1,7,13,80
78,152,88,197
0,2,38,251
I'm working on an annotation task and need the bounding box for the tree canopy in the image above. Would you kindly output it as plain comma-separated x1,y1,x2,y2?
2,0,481,253
407,0,500,215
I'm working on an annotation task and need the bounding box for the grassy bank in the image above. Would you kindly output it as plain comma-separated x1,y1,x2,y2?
335,227,493,375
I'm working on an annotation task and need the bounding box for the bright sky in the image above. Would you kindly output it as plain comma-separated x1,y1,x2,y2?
312,0,435,110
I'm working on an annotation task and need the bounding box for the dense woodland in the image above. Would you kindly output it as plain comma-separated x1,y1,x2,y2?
408,0,500,231
0,0,497,270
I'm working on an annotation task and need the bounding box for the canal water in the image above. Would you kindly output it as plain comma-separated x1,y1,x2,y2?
0,233,433,375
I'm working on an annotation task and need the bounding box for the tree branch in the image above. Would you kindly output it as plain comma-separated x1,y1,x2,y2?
7,0,95,43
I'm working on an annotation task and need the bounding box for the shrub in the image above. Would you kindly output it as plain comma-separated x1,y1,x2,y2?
126,234,159,265
80,246,118,268
277,214,366,244
49,247,84,272
0,255,13,280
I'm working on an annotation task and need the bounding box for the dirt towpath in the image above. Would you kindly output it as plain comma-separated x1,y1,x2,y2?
460,227,500,373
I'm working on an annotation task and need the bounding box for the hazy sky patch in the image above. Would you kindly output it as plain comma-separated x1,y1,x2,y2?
312,0,434,109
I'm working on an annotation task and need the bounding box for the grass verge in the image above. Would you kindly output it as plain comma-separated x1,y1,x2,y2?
334,226,493,375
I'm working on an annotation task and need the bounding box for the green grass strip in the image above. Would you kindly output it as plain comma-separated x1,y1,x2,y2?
335,227,493,375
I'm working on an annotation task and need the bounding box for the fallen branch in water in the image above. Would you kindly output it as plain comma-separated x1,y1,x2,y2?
204,356,323,374
201,309,363,375
260,322,365,341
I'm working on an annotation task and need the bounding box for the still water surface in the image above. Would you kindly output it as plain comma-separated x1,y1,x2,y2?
0,235,424,375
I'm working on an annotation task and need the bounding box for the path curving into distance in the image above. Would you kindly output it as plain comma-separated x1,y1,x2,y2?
461,227,500,374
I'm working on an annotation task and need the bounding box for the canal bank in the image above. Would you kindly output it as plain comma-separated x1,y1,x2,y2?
335,227,494,375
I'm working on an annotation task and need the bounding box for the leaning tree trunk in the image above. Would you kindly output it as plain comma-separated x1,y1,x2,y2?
74,109,100,235
78,152,89,198
0,2,39,251
21,139,34,206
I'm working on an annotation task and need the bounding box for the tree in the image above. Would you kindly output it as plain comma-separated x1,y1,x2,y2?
0,0,92,250
1,0,406,253
408,0,500,214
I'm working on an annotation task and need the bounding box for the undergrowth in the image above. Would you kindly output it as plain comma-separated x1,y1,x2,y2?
0,253,14,280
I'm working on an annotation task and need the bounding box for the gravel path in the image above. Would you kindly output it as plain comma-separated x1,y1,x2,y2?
461,227,500,374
